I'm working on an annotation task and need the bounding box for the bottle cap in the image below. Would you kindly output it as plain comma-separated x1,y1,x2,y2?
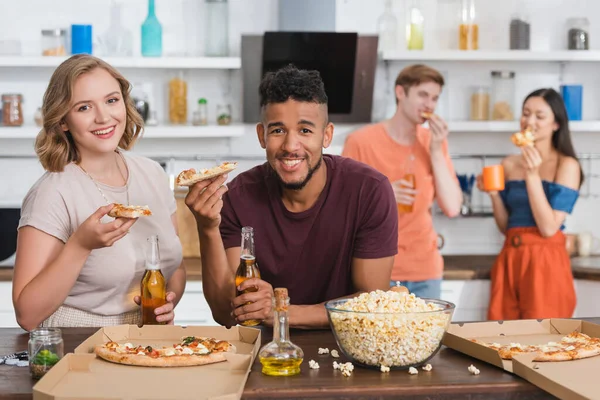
198,98,207,104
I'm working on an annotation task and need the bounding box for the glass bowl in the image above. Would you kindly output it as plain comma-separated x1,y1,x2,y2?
325,297,455,370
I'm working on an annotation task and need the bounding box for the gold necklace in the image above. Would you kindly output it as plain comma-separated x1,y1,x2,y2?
77,152,130,206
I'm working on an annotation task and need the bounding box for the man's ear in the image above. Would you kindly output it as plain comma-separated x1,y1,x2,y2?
395,85,407,103
322,122,334,148
256,123,266,149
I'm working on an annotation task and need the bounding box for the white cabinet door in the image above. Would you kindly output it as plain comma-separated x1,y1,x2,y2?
440,280,490,322
573,280,600,318
0,281,18,327
174,282,219,326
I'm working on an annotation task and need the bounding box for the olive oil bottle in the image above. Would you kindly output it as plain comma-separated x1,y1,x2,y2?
141,235,166,325
258,288,304,376
235,226,261,327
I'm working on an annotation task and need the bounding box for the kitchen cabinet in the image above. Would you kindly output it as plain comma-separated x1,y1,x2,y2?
0,281,217,328
440,280,490,322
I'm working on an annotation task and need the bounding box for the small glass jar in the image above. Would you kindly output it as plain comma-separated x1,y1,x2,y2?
168,72,187,124
216,104,232,125
28,328,64,380
192,98,208,126
41,29,67,56
470,86,490,121
567,18,590,50
2,93,24,127
406,1,424,50
458,0,478,50
490,71,515,121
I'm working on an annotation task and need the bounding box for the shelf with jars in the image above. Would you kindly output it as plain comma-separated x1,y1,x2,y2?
381,50,600,62
0,124,246,139
0,56,241,69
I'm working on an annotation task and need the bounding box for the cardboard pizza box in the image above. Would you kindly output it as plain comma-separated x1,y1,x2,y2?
33,325,261,400
442,318,600,399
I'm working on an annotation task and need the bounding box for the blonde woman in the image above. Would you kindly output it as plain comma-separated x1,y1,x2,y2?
12,54,185,330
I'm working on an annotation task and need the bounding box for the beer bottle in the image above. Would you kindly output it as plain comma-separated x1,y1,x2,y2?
141,235,167,325
235,226,261,326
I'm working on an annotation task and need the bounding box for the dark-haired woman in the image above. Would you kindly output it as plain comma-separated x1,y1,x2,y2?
477,88,583,320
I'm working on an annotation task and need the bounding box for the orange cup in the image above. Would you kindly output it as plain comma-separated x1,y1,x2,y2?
482,165,505,192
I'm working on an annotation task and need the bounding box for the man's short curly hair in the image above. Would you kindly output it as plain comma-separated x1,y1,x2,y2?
259,64,328,107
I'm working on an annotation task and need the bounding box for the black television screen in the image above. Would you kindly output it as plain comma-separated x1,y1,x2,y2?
261,32,358,114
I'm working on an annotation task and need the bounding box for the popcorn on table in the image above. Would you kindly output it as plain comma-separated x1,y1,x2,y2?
468,364,480,375
330,349,339,358
308,360,319,369
408,367,419,375
329,290,450,367
380,365,390,373
422,363,433,371
333,361,354,377
318,347,330,355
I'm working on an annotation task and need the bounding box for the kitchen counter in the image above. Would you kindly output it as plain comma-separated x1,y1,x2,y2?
4,320,594,399
2,255,600,282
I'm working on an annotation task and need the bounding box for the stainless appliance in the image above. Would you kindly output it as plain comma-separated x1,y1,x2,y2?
242,32,378,123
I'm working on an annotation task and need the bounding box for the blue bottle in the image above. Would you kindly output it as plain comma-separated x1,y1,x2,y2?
141,0,162,57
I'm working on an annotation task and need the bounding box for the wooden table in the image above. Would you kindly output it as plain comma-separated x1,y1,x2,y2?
0,324,568,400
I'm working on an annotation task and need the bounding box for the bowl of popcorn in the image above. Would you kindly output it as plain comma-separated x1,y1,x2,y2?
325,287,455,370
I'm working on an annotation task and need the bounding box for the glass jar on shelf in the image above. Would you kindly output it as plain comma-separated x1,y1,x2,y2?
509,14,530,50
168,72,187,124
377,0,398,55
216,104,232,125
458,0,478,50
192,98,208,126
406,1,424,50
470,86,490,121
205,0,229,57
567,17,590,50
41,29,67,56
490,71,515,121
2,93,24,127
29,328,64,380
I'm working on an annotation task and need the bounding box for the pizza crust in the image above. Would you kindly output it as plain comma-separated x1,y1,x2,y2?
108,204,152,219
176,162,238,187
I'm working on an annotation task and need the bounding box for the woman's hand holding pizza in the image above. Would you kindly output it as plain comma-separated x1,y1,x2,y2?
231,278,274,326
72,204,137,251
134,291,177,324
521,145,542,177
185,174,229,231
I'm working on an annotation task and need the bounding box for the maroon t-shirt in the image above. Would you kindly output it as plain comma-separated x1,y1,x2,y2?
220,155,398,305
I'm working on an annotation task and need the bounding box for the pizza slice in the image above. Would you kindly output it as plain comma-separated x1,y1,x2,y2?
94,337,237,367
108,204,152,219
511,127,535,147
421,111,433,119
175,161,238,187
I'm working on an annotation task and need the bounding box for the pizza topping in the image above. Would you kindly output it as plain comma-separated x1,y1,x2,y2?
182,336,196,345
164,349,176,357
182,347,194,355
565,345,576,351
106,341,119,349
136,351,146,356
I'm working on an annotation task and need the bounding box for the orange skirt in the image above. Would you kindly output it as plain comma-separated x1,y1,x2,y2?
487,227,576,321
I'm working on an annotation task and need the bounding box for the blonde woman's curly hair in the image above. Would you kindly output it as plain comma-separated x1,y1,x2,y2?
35,54,144,172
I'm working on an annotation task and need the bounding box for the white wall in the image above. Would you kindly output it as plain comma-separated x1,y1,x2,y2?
1,0,600,256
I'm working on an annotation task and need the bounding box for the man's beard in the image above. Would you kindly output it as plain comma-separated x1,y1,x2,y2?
270,154,323,191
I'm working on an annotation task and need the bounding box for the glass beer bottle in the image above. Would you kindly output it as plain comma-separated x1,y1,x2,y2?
141,235,167,325
398,154,417,213
235,226,261,327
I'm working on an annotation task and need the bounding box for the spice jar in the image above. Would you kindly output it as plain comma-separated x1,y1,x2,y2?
509,14,530,50
192,98,208,126
2,94,24,127
28,328,64,380
458,0,478,50
490,71,515,121
567,18,589,50
470,86,490,121
41,29,67,56
216,104,232,125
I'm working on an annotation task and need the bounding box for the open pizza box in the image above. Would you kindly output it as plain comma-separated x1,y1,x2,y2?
33,324,261,400
442,318,600,400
